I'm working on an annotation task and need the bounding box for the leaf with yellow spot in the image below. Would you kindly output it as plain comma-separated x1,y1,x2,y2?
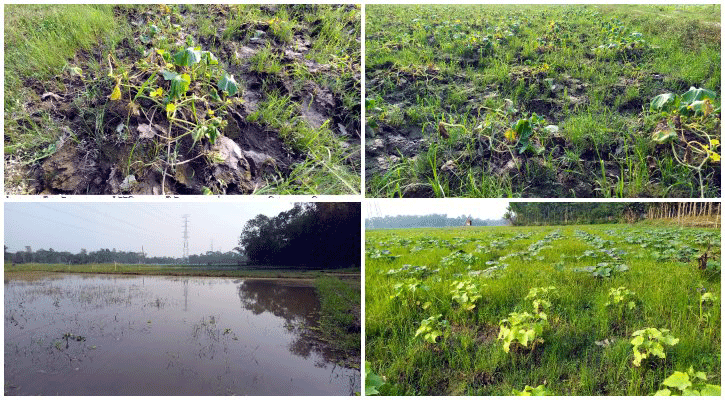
109,83,122,101
504,129,517,142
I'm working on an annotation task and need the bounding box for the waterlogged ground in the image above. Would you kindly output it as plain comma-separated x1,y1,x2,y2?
4,273,360,395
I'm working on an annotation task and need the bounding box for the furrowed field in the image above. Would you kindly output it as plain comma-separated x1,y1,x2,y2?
365,224,720,395
365,5,720,197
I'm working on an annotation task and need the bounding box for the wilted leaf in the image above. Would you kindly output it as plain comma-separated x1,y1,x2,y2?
652,127,677,144
110,84,122,101
137,124,157,139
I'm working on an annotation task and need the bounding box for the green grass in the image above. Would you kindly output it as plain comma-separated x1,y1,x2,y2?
315,276,362,360
365,223,720,395
365,4,720,197
5,263,360,280
4,4,361,195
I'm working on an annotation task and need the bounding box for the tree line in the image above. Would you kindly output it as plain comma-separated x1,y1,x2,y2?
3,246,244,266
236,202,361,269
505,202,721,226
366,214,506,229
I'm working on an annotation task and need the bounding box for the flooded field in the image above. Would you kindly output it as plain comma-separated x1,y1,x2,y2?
4,272,360,395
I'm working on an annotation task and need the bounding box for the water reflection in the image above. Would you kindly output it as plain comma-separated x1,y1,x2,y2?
5,273,359,396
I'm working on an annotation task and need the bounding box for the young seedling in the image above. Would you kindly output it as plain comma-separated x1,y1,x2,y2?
415,314,450,344
498,311,548,353
512,384,552,396
630,327,679,367
653,366,721,396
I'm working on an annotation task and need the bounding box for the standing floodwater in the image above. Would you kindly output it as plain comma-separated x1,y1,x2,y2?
4,272,360,395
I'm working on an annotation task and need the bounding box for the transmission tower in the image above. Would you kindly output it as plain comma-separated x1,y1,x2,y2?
182,214,190,263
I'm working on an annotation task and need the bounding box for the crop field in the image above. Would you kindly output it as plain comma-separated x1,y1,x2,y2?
365,224,721,395
365,5,720,197
5,4,360,194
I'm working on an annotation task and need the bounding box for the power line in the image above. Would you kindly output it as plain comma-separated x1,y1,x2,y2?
182,214,190,262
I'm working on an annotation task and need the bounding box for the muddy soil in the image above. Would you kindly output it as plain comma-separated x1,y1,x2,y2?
6,5,360,195
365,62,720,198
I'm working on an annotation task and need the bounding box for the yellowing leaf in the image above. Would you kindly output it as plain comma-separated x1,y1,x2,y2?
709,152,720,163
504,129,518,142
710,139,720,147
156,49,166,56
150,87,163,98
109,84,122,101
166,103,177,113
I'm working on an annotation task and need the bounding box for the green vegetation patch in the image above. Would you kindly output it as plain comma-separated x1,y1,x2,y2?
314,276,361,368
365,224,720,395
5,4,360,194
365,4,720,197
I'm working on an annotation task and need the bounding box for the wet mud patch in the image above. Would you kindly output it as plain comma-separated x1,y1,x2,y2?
5,4,361,195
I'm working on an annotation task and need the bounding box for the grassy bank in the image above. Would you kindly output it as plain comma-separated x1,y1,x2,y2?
315,275,362,365
365,224,720,395
365,4,720,197
5,4,360,195
5,263,359,281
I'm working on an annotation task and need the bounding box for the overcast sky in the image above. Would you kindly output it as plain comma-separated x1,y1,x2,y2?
366,199,509,220
4,201,297,257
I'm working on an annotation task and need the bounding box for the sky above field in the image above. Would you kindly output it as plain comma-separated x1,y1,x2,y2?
4,201,297,257
366,199,509,220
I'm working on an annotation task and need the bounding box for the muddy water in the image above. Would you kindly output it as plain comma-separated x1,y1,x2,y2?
4,273,359,395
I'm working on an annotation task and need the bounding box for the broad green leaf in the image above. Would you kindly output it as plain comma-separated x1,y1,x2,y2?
682,388,700,396
662,371,691,390
681,87,717,105
653,389,671,396
365,361,385,396
650,93,677,112
218,73,239,96
162,71,191,101
201,51,219,65
700,384,721,396
173,47,202,67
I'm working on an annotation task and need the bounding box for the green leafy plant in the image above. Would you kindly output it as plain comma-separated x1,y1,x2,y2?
512,384,552,396
450,279,484,311
653,367,721,396
415,314,450,344
498,311,548,353
630,327,679,367
573,262,629,278
605,286,637,321
648,87,720,196
390,278,432,309
365,361,386,395
525,286,557,312
698,292,717,324
505,113,546,154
